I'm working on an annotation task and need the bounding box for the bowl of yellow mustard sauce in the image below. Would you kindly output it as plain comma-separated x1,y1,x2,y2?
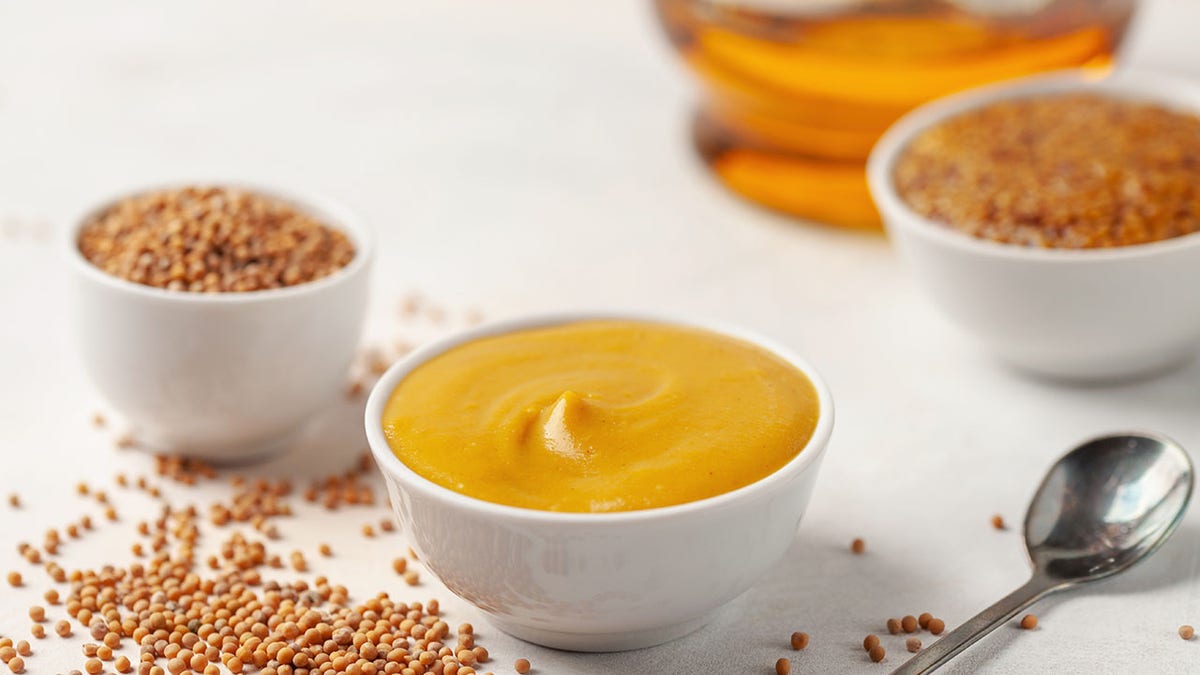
364,313,834,651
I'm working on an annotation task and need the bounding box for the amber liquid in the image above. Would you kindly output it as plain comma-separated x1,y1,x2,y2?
655,0,1135,228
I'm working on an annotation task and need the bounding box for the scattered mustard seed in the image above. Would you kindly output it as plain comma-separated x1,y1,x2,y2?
6,572,20,587
6,494,17,508
991,514,1007,530
362,524,375,538
863,635,880,651
1020,614,1038,630
886,618,902,635
54,620,71,637
28,626,43,640
392,557,408,574
13,643,29,658
26,607,43,623
1180,625,1195,640
6,656,23,674
928,618,946,635
902,615,918,633
319,543,333,557
514,658,531,674
851,538,865,555
907,637,922,653
790,631,809,650
775,657,791,675
869,645,886,663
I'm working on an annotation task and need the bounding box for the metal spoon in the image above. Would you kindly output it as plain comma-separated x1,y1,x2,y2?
893,431,1194,674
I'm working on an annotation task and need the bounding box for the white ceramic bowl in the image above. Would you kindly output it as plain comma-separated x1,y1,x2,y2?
364,313,834,652
68,183,372,461
868,70,1200,381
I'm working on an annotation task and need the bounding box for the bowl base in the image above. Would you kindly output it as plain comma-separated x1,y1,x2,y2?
487,612,714,652
132,427,300,465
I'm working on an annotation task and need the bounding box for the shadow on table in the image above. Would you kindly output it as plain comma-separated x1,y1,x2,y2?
251,393,372,480
538,530,942,673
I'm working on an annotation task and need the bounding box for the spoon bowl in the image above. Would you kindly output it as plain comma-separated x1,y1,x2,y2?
1026,432,1194,584
894,432,1194,674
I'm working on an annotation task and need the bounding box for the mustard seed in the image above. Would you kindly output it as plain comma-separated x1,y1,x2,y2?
1020,614,1038,630
863,634,880,651
0,650,11,663
902,615,918,633
514,658,531,674
392,558,407,574
28,626,43,640
5,572,20,587
6,657,23,674
319,543,333,557
404,570,420,586
790,631,808,650
918,612,932,629
27,607,43,622
97,644,113,660
6,494,17,508
13,643,28,658
1180,625,1195,640
851,538,865,554
991,514,1006,530
85,659,103,674
55,620,71,637
362,524,375,538
907,637,922,653
775,657,790,675
886,618,902,635
928,618,945,635
869,645,886,663
116,656,132,673
77,482,89,495
380,519,395,532
92,412,106,427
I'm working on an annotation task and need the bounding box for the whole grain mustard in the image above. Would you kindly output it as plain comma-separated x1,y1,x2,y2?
381,320,820,512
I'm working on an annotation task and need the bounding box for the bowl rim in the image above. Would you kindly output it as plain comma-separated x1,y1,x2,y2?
65,181,374,303
364,311,835,525
867,68,1200,263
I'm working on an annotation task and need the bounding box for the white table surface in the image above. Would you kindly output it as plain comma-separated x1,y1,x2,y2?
2,1,1199,673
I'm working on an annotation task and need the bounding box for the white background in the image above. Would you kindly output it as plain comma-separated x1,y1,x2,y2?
1,1,1199,672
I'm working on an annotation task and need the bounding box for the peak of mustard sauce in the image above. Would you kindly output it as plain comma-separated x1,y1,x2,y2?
381,320,819,513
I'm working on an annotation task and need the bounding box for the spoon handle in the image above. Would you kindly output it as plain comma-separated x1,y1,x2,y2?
890,574,1061,675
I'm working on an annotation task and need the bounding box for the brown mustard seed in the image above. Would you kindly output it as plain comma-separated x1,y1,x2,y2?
1180,624,1195,640
6,572,20,587
928,618,946,635
906,637,922,653
863,634,880,651
901,615,918,633
991,514,1007,530
894,94,1200,249
514,658,531,674
886,618,902,635
869,645,886,663
775,657,790,675
851,538,865,554
790,631,809,650
1020,614,1038,630
77,186,356,292
918,612,932,629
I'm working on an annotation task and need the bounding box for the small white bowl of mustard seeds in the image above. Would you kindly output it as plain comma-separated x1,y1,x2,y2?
68,184,372,461
868,69,1200,381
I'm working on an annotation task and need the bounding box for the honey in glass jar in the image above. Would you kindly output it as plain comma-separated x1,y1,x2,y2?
654,0,1137,228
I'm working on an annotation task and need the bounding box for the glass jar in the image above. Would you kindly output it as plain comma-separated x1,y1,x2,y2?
654,0,1138,228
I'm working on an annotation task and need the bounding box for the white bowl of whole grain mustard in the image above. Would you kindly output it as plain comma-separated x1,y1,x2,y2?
868,70,1200,382
68,183,372,461
365,312,834,651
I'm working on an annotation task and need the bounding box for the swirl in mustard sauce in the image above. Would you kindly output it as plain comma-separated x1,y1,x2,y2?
382,320,820,512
